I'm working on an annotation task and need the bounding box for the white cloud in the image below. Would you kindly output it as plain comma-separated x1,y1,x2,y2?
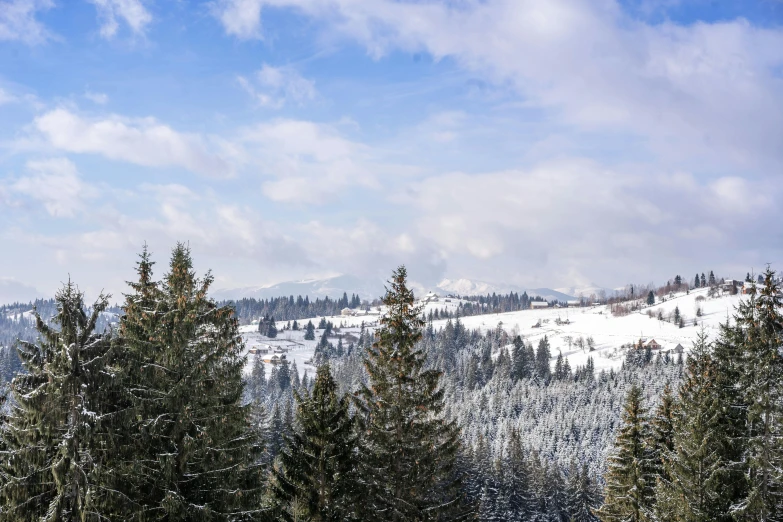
212,0,264,39
32,108,236,177
241,118,381,202
89,0,152,38
404,159,782,287
0,0,53,44
238,64,317,108
223,0,783,170
12,158,96,217
84,91,109,104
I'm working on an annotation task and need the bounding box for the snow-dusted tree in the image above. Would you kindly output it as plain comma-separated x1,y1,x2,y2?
654,332,728,521
535,336,552,381
304,320,316,340
596,384,655,522
353,266,470,521
647,383,675,484
566,461,600,522
115,245,266,520
0,282,117,520
272,363,358,521
734,268,783,519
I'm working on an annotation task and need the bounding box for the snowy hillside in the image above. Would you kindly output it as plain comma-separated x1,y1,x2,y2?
241,285,745,377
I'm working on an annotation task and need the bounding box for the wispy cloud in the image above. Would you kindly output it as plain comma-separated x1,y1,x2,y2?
84,91,109,104
31,108,236,177
212,0,264,39
0,0,53,44
11,157,97,217
88,0,152,39
238,64,317,108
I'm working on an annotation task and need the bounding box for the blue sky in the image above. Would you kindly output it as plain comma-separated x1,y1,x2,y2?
0,0,782,301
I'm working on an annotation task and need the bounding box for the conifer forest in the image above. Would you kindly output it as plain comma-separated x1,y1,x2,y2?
0,246,781,520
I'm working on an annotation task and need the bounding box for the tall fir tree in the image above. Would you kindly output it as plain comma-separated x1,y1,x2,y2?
648,383,675,484
272,363,358,522
566,461,600,522
735,267,783,519
0,283,119,520
654,332,729,521
353,266,471,521
596,384,655,522
115,244,266,521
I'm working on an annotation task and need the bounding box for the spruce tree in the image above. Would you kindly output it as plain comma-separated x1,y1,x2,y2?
353,266,470,521
0,283,118,520
654,332,728,521
566,461,600,522
647,383,675,484
596,384,655,522
304,321,316,341
115,244,266,520
535,336,552,381
272,363,358,521
646,291,655,306
735,268,783,519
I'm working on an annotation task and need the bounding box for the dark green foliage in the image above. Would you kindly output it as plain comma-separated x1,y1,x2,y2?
114,244,266,520
272,363,358,521
535,336,551,381
304,320,316,341
646,291,655,306
0,283,118,520
566,461,600,522
596,384,655,522
353,266,470,521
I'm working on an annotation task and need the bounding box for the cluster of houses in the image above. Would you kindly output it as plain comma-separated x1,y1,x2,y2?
247,342,296,364
636,337,685,355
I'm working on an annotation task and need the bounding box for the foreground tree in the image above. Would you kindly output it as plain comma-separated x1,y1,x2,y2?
0,283,117,520
354,266,470,521
116,245,266,520
272,363,358,521
596,384,655,522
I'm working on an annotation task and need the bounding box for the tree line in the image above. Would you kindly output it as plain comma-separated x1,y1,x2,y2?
0,247,468,521
599,268,783,521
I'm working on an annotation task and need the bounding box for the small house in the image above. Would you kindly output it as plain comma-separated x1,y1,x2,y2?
567,300,580,308
262,354,287,364
671,343,684,355
530,301,548,310
645,339,661,350
341,307,355,316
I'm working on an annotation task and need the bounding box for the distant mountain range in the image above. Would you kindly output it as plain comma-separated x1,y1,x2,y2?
213,275,592,303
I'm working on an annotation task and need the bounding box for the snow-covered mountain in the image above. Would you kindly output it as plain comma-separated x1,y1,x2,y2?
212,275,385,302
554,284,614,299
436,278,575,302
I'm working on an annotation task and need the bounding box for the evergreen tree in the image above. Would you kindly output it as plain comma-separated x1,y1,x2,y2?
647,383,675,484
646,291,655,306
0,283,117,520
708,271,716,287
114,244,265,520
596,384,655,522
535,336,552,381
292,320,299,331
353,266,470,521
272,363,358,522
654,332,728,521
695,274,701,288
735,268,783,519
701,273,706,288
566,461,600,522
673,306,680,325
304,321,316,341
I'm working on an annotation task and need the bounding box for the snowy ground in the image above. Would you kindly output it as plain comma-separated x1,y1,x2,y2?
240,286,745,376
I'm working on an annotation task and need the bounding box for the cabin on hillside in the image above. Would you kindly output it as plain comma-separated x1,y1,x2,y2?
567,300,580,308
262,354,287,364
530,301,548,310
670,343,684,355
341,307,355,316
645,339,661,350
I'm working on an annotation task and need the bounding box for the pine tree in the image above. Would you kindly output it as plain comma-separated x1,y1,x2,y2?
647,383,675,484
566,461,600,522
654,332,730,521
272,363,358,521
114,244,266,520
536,336,552,381
596,384,655,522
0,282,120,520
735,268,783,519
353,266,470,521
646,291,655,306
304,320,316,341
695,274,701,288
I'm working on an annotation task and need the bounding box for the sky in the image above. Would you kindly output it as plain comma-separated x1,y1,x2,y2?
0,0,782,302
